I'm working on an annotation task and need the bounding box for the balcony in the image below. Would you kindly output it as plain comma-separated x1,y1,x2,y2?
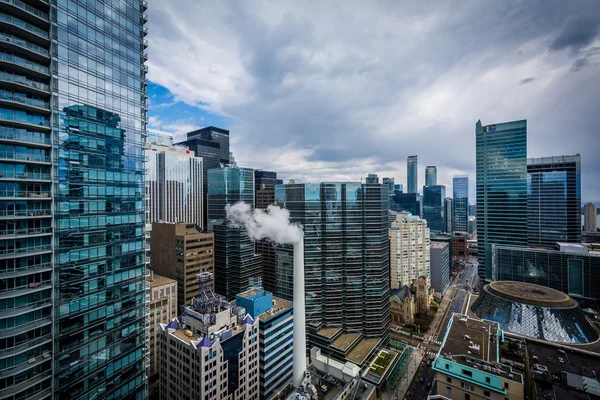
0,297,51,318
0,151,50,163
0,32,49,62
142,39,148,49
0,244,51,259
0,334,51,358
142,26,148,37
0,262,52,279
0,0,49,27
0,11,50,45
143,52,148,61
0,127,49,147
0,225,52,237
0,109,50,130
0,209,51,219
0,190,51,199
0,279,51,299
0,171,51,181
0,90,49,113
142,13,147,23
0,70,49,96
0,51,49,78
142,1,147,11
0,315,50,338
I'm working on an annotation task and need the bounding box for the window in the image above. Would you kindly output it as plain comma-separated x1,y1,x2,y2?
484,390,490,397
486,377,491,384
504,382,509,389
465,394,470,400
462,369,472,377
446,377,452,383
446,386,452,395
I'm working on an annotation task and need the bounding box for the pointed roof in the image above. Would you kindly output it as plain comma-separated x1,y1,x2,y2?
242,314,254,325
199,337,213,348
166,319,180,329
390,285,413,304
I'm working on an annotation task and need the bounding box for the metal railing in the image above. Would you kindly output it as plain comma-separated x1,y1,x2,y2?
0,244,51,255
0,12,49,39
0,108,50,126
0,90,49,109
0,226,51,235
0,33,49,57
0,190,50,198
0,126,49,144
0,51,49,74
0,171,50,180
0,209,51,217
0,262,52,276
0,279,51,293
0,0,49,21
0,152,50,162
0,70,49,92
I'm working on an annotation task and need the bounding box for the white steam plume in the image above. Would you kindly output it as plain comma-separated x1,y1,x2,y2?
225,202,303,244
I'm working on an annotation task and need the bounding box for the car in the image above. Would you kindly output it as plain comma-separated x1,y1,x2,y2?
426,360,431,366
419,376,424,383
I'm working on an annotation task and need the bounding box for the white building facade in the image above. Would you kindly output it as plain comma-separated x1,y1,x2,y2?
390,212,431,288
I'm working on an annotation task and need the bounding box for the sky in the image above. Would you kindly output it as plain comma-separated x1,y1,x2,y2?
146,0,600,203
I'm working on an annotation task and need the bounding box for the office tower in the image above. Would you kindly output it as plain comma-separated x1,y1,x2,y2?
430,242,449,293
208,167,262,300
254,169,283,191
394,183,403,193
451,235,468,261
275,182,390,338
236,289,293,399
584,202,597,233
527,155,581,248
382,177,395,194
0,1,148,398
147,273,177,396
407,155,418,193
476,120,527,281
423,185,446,232
366,173,379,184
150,222,214,305
425,166,437,186
390,192,421,216
453,176,469,233
468,216,477,237
468,203,477,217
145,143,203,231
444,197,453,233
229,151,238,167
177,126,230,229
158,274,259,400
147,128,173,146
390,213,431,288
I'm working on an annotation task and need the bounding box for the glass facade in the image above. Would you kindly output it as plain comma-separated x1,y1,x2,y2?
389,192,420,216
207,167,262,300
425,166,436,186
275,182,390,339
476,120,527,281
423,185,445,232
407,155,417,193
382,177,394,194
444,197,452,233
452,175,468,233
527,155,581,249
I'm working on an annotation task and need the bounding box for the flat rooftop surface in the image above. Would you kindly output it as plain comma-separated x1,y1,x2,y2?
172,329,196,345
441,315,498,363
237,288,262,298
431,241,448,249
259,297,293,321
147,274,176,288
346,337,381,365
317,327,342,339
488,281,575,307
331,332,360,351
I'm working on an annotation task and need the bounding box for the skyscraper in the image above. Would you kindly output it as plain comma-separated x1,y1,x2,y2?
444,197,453,233
390,213,430,288
527,155,581,248
366,173,379,184
407,155,418,193
254,169,283,191
585,202,598,233
476,120,527,281
390,192,421,216
382,177,395,194
208,167,262,300
453,175,469,233
275,182,390,339
423,185,446,232
425,166,437,186
147,128,174,146
178,126,230,229
394,183,403,193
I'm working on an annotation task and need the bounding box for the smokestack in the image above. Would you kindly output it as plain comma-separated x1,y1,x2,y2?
292,240,306,387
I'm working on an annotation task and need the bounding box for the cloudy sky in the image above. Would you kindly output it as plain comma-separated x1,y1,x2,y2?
146,0,600,203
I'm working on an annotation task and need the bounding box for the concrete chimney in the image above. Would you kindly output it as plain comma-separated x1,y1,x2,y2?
292,239,306,387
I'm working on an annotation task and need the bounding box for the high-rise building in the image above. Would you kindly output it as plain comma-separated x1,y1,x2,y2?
208,167,262,300
453,176,469,233
382,177,395,194
158,274,259,400
390,192,421,216
527,155,581,248
584,202,597,233
407,155,418,193
275,182,390,339
366,173,379,184
390,213,431,288
444,197,453,233
430,242,449,294
177,126,230,229
147,129,174,146
425,166,437,186
150,222,214,305
394,183,403,193
476,120,527,281
423,185,446,232
236,289,294,399
469,203,477,217
145,143,203,231
254,169,283,191
147,273,177,397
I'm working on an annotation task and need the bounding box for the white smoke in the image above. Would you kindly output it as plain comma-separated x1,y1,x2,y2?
225,202,303,244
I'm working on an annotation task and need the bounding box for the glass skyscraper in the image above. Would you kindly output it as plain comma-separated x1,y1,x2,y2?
0,1,148,399
207,167,262,300
452,175,469,233
476,120,527,281
275,182,390,339
407,155,418,193
425,166,437,186
527,155,581,249
423,185,446,232
390,192,420,216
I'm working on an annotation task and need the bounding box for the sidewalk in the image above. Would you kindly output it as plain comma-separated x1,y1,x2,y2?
423,275,458,344
391,349,424,400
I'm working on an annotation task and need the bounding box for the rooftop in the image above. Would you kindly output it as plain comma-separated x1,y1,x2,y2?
259,297,293,321
431,242,449,249
317,327,342,339
487,281,575,308
346,338,381,365
147,273,176,288
331,332,361,352
237,288,262,298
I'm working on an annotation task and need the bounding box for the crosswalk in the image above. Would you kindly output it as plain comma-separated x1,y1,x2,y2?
430,340,442,346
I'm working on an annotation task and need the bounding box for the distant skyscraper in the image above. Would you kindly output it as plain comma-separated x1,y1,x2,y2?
469,203,477,217
453,176,469,233
394,183,404,193
147,128,174,146
430,242,450,293
382,177,395,194
407,155,418,193
527,155,581,248
275,182,390,339
423,185,446,232
178,126,230,229
390,213,430,288
425,166,437,186
445,197,453,233
585,202,598,232
145,143,203,230
254,169,283,191
208,167,262,299
366,173,379,184
476,120,527,281
390,192,421,216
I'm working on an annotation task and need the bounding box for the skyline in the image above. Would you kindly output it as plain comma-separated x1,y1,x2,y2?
146,0,600,203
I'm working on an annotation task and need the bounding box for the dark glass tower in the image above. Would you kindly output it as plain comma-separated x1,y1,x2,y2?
407,155,418,193
0,1,148,399
275,182,390,339
178,126,230,230
527,155,581,248
452,175,469,233
208,167,262,300
389,192,421,216
476,120,527,281
425,166,437,186
423,185,446,232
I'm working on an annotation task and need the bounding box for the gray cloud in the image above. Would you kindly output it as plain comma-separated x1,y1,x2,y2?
147,0,600,202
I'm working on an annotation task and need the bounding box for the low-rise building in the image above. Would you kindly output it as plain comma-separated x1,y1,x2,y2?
390,286,415,326
433,315,525,400
451,234,468,260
